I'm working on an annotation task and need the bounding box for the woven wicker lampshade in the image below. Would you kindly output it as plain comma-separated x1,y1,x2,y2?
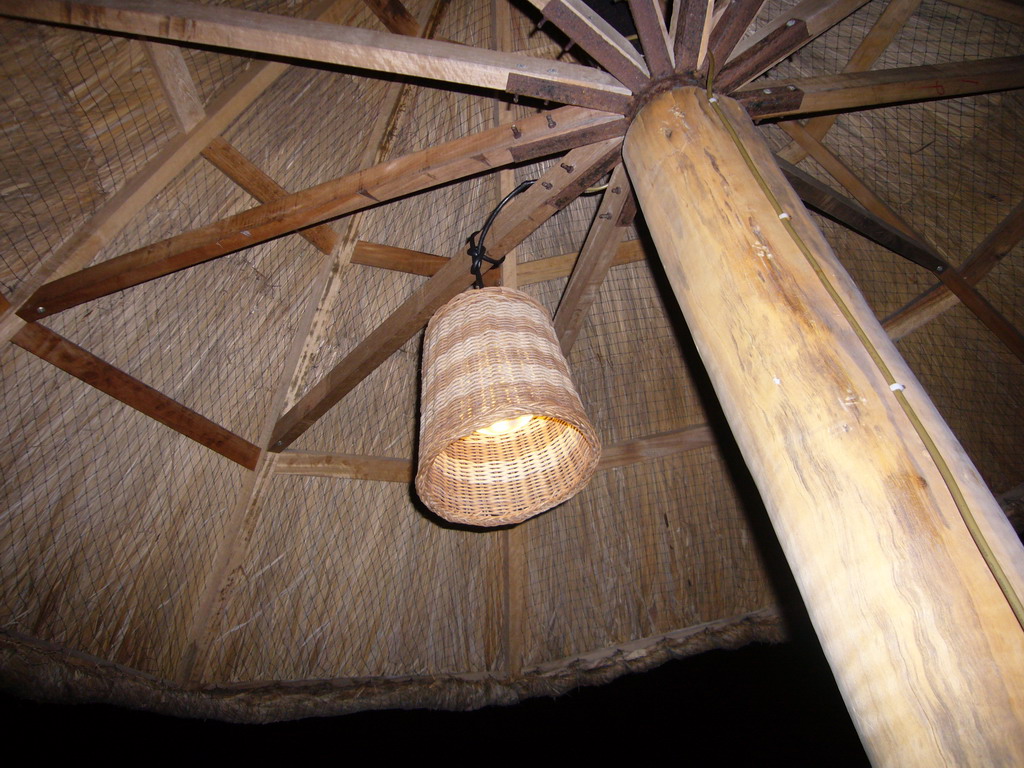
416,287,601,527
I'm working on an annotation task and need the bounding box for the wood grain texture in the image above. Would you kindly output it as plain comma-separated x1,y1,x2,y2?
23,105,626,318
360,0,419,35
627,0,674,78
268,137,623,451
142,41,205,132
0,0,630,107
11,321,259,469
941,0,1024,24
738,55,1024,117
671,0,714,72
707,0,767,70
625,86,1024,766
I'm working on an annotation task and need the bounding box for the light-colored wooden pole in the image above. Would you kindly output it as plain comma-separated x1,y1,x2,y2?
623,86,1024,766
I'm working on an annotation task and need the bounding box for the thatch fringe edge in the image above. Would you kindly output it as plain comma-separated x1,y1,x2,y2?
0,608,783,723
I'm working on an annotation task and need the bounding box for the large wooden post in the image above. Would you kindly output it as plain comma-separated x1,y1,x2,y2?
623,86,1024,765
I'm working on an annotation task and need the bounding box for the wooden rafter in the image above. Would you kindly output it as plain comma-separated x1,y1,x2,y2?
706,0,767,72
627,0,674,79
778,0,922,163
527,0,650,91
717,0,871,91
885,200,1024,339
268,137,624,452
941,0,1024,25
738,55,1024,118
553,163,633,353
671,0,714,73
274,423,716,481
3,300,259,469
350,238,647,284
0,0,353,346
0,0,631,111
22,106,627,319
780,160,1024,363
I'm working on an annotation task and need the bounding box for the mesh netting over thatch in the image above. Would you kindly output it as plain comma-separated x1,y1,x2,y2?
0,0,1020,721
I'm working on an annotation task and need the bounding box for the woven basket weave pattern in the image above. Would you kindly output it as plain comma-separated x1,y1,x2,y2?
416,287,601,526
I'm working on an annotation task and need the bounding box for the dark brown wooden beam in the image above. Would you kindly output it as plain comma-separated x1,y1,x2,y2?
739,55,1024,118
528,0,650,91
8,318,260,469
671,0,714,73
627,0,674,78
23,106,626,319
707,0,766,71
553,163,633,353
268,137,623,451
0,0,630,110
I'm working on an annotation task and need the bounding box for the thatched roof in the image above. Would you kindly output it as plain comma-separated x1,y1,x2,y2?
0,0,1021,723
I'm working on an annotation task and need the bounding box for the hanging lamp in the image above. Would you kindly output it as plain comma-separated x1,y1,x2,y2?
415,286,601,527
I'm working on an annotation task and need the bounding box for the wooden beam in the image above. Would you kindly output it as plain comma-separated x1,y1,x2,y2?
350,237,646,283
22,106,627,319
718,0,871,91
941,0,1024,25
8,317,259,469
671,0,714,72
273,423,717,481
142,41,205,132
777,0,922,163
706,0,766,72
884,200,1024,339
361,0,419,35
200,137,339,255
527,0,650,91
738,55,1024,118
0,0,631,111
268,137,623,451
625,85,1024,765
0,0,354,346
553,163,632,353
627,0,674,79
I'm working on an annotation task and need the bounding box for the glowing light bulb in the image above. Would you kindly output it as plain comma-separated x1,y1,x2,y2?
475,414,535,437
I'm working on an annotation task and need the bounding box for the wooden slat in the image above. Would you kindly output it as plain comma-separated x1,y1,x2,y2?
0,0,631,110
553,164,632,353
200,137,339,255
720,0,871,91
268,137,623,451
142,42,205,132
273,423,717,481
941,0,1024,25
0,0,353,346
9,320,260,469
935,267,1024,363
361,0,419,35
671,0,715,72
275,451,413,481
884,200,1024,339
350,238,647,283
739,55,1024,118
528,0,650,91
706,0,766,71
22,106,627,319
778,0,922,163
627,0,674,78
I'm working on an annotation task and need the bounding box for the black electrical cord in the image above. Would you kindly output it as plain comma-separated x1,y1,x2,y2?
467,179,535,288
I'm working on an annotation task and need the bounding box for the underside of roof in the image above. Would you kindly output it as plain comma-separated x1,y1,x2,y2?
0,0,1021,722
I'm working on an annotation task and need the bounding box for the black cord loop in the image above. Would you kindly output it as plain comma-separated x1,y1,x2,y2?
466,179,535,288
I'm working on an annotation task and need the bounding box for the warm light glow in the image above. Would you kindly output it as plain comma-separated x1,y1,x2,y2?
475,414,535,437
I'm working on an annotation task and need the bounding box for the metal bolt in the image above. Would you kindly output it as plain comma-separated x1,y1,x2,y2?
786,18,797,26
763,88,772,94
35,306,45,314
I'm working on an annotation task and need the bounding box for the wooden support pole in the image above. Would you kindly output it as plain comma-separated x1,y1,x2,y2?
624,86,1024,765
